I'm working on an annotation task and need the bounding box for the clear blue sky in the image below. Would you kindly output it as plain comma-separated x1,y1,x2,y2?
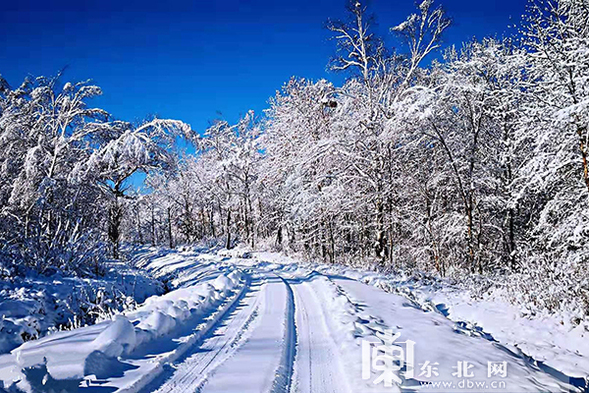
1,0,527,134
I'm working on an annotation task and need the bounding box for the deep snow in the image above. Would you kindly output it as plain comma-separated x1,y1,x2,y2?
0,259,163,356
0,248,586,392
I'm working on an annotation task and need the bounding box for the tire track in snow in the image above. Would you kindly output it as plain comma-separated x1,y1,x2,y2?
145,274,263,393
195,273,296,393
291,279,352,393
270,276,297,393
119,272,252,393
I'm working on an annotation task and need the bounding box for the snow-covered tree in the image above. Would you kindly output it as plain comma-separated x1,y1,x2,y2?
82,118,191,258
0,72,191,273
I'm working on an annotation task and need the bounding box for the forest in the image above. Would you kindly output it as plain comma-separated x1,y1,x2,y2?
1,0,588,320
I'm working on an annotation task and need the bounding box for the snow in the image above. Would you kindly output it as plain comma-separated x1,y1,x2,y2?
243,250,589,390
0,250,245,391
0,249,585,392
94,315,137,358
353,272,589,380
196,275,292,393
0,260,163,355
331,277,571,392
305,261,589,383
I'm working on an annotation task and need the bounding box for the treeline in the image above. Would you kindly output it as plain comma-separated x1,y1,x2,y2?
132,0,589,315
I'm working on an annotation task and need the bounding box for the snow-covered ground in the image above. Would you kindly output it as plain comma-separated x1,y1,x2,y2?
0,259,163,356
309,261,589,386
0,248,586,392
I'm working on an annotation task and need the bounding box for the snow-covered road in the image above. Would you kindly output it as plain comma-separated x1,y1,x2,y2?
0,250,583,392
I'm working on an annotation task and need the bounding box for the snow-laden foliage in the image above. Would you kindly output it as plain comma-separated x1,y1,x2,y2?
128,112,262,251
0,73,191,276
2,0,587,325
132,0,589,320
0,258,163,354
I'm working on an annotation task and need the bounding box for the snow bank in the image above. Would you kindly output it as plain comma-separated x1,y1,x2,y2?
93,315,137,358
362,275,589,380
0,259,163,356
0,264,243,390
131,246,232,289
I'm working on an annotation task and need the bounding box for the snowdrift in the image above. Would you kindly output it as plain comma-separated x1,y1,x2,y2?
0,264,243,391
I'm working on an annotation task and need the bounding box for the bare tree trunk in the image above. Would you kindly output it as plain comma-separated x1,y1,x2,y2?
466,199,475,273
431,122,477,273
276,226,283,249
167,207,174,249
501,124,517,271
329,220,335,264
210,208,216,238
375,200,387,263
108,193,123,259
137,207,144,244
150,204,156,246
507,208,516,270
225,209,232,249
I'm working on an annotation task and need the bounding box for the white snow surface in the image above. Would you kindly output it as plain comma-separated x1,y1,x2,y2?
0,248,586,392
0,259,163,356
